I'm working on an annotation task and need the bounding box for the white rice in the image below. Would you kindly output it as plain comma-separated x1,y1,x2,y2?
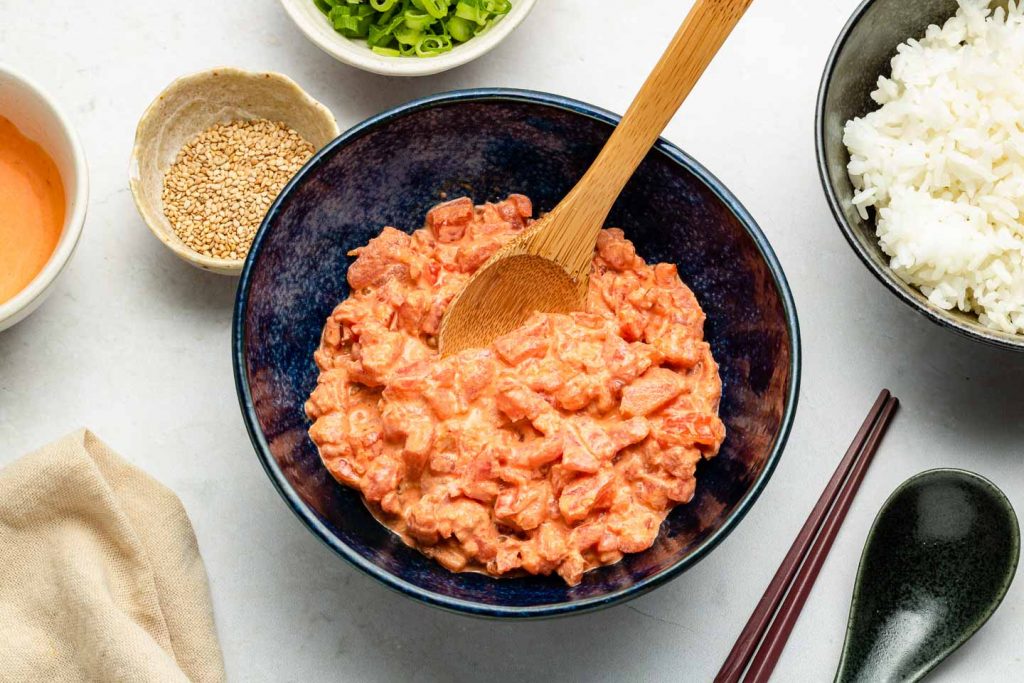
844,0,1024,334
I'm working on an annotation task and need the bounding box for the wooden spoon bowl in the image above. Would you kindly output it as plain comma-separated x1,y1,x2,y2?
439,0,754,356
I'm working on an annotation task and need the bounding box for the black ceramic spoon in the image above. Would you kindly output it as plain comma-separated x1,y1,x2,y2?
835,469,1020,682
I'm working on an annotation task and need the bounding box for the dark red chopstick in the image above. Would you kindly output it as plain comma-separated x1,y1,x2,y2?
715,389,899,683
743,395,898,682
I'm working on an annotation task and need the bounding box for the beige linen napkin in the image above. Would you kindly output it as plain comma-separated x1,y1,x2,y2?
0,429,226,682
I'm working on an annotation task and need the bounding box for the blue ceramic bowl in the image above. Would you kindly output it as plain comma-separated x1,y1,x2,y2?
234,89,801,618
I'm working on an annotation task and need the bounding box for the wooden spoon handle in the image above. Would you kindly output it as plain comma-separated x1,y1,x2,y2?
532,0,754,274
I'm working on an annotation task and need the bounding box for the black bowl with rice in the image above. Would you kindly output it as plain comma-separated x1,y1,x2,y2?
817,0,1024,351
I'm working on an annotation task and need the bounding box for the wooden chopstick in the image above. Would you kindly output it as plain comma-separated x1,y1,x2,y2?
715,389,899,683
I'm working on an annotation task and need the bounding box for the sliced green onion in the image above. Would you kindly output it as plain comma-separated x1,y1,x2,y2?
483,0,510,13
416,34,453,56
315,0,511,58
447,15,473,42
394,24,424,45
455,0,488,26
313,0,336,15
402,10,436,31
418,0,451,19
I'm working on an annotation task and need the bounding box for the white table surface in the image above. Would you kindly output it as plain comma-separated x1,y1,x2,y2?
2,1,1022,681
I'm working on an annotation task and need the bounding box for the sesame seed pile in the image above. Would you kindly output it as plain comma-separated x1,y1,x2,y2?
161,119,315,261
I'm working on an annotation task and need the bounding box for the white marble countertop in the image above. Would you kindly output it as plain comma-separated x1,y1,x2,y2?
2,1,1022,680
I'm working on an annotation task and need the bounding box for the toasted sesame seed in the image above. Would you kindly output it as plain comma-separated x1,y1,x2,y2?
161,119,314,261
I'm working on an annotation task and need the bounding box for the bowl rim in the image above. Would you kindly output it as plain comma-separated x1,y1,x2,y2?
233,88,802,618
815,0,1024,352
278,0,538,77
0,62,89,329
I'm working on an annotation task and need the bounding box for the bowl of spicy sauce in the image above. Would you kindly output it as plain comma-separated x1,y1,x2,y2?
0,63,88,332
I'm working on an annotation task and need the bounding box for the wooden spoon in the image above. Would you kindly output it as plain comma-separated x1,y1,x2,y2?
438,0,754,357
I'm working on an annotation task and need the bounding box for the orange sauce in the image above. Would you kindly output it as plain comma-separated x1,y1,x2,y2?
0,115,65,304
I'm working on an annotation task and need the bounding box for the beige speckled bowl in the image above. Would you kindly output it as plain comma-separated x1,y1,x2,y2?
129,68,340,275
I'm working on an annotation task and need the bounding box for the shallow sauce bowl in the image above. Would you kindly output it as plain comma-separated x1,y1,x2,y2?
817,0,1024,351
234,90,800,617
0,64,88,331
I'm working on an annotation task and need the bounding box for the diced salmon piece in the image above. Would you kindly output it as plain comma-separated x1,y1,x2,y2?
620,368,685,417
308,412,348,446
380,491,401,515
597,531,620,554
494,318,550,364
461,479,500,504
538,522,569,562
653,262,679,286
346,406,383,451
665,475,697,503
522,357,568,394
655,327,704,369
382,362,429,402
493,545,522,574
547,464,575,496
356,329,405,384
558,471,614,523
572,523,604,551
602,337,647,386
560,432,600,474
457,350,497,403
455,239,500,273
596,229,638,271
655,446,704,479
569,312,608,330
402,420,434,473
426,197,474,242
347,227,411,290
493,482,551,532
608,417,650,452
421,294,449,335
495,379,549,422
396,291,428,334
612,305,646,342
324,455,361,488
508,194,533,219
455,221,518,272
512,435,564,468
362,457,403,502
571,417,616,460
553,375,595,412
429,544,468,572
655,413,726,452
631,475,668,510
406,499,440,544
613,511,661,553
488,197,530,226
423,385,463,420
556,552,587,585
445,497,491,540
319,318,343,351
304,370,348,419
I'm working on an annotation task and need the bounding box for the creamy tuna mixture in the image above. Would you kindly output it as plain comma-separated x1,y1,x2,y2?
305,195,725,584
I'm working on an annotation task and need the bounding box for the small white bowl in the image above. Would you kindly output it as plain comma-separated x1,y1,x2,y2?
129,68,340,276
0,64,89,332
279,0,538,77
